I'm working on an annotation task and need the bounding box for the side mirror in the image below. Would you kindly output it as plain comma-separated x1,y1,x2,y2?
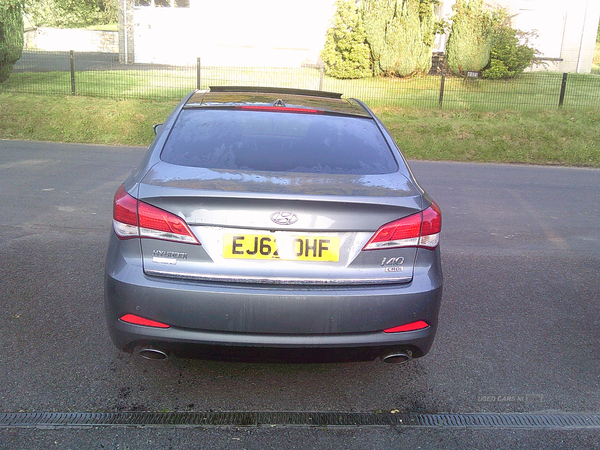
153,123,164,135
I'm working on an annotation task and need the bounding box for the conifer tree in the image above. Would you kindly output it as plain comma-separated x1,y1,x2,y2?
321,0,371,79
445,0,495,75
362,0,436,77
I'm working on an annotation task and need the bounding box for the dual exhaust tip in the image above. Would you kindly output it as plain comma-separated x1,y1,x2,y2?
137,347,412,364
138,347,169,361
381,350,412,364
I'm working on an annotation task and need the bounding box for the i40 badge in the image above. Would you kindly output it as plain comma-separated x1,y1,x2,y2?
381,257,404,266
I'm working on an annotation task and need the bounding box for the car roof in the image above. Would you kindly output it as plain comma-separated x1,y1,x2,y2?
184,86,372,117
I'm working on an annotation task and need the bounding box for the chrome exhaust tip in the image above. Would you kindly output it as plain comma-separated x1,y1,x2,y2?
381,351,412,364
139,347,169,361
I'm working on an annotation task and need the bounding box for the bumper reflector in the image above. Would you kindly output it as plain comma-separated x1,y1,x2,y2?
120,314,170,329
384,320,429,333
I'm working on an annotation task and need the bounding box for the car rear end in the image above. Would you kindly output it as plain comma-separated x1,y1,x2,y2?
104,87,442,363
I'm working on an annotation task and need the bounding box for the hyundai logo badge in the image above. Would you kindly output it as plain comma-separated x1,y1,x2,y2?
271,212,298,226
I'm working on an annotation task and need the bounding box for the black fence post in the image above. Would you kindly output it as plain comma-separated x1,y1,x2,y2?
196,58,201,90
558,72,568,108
70,50,76,96
439,70,446,109
319,65,324,91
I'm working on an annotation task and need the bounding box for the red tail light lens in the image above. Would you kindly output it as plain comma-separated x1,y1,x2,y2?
138,202,199,244
419,201,442,249
112,185,199,244
363,213,421,250
363,202,441,250
120,314,170,328
113,185,139,239
384,320,429,333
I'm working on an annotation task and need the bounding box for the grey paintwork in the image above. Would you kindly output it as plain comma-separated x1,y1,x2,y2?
135,161,425,285
105,234,442,354
104,88,442,361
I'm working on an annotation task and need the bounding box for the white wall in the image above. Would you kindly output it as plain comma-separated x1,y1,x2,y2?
132,0,336,66
24,28,118,53
509,0,600,73
435,0,600,73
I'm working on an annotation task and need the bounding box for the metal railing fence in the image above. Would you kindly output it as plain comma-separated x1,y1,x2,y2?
4,49,600,110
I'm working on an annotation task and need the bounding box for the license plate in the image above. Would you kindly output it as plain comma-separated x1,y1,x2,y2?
223,234,339,262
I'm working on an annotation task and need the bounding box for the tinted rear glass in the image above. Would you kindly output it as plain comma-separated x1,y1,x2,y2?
160,110,398,174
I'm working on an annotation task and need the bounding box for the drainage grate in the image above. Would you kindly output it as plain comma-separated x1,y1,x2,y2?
1,412,600,429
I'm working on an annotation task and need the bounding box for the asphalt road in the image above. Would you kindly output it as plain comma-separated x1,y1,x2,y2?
13,50,189,73
0,140,599,449
13,51,119,73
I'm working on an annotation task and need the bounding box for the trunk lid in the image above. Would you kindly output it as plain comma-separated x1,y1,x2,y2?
137,162,423,285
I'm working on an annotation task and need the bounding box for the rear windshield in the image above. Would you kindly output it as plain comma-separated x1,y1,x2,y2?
160,109,398,174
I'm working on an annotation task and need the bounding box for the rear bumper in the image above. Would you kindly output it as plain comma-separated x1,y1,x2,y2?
105,308,440,357
104,234,443,360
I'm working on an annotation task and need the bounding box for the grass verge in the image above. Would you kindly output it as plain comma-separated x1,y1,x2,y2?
379,107,600,167
0,93,177,146
1,93,599,167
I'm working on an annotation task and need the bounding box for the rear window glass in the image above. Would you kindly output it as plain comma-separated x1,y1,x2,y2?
160,110,398,174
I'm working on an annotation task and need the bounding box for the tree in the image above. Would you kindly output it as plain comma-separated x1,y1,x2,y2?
24,0,117,28
0,0,24,83
362,0,437,77
361,0,395,76
321,0,371,79
445,0,495,75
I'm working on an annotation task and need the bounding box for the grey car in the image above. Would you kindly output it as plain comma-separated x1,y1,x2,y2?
104,86,442,363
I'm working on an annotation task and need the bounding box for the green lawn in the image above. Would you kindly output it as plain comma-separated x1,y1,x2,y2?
1,92,598,167
0,93,177,146
378,107,600,167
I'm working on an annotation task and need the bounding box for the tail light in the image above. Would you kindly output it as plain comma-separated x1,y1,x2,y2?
363,202,441,250
384,320,429,333
112,185,199,244
119,314,170,328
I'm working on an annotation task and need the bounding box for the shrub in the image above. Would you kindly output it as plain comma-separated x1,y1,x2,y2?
362,0,437,77
445,0,495,75
0,0,24,83
482,26,536,79
321,0,371,79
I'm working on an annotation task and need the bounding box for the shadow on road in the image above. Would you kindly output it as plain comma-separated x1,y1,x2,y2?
13,50,192,73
